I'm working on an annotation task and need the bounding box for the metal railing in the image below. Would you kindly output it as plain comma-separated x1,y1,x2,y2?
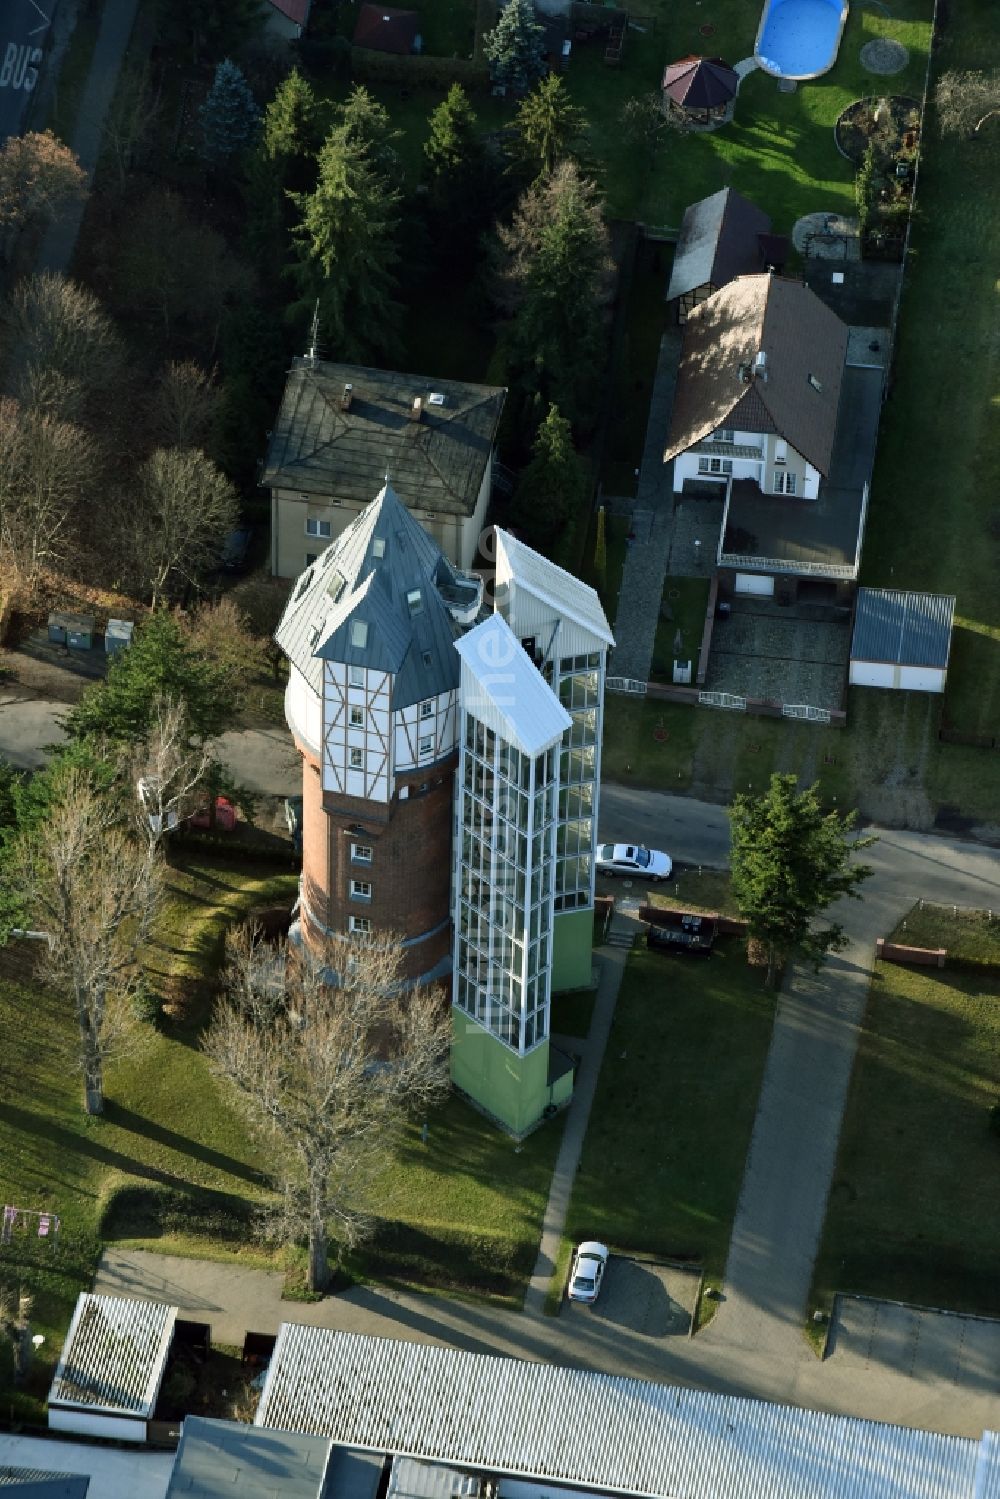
698,690,747,711
782,703,832,724
719,553,857,580
606,676,648,697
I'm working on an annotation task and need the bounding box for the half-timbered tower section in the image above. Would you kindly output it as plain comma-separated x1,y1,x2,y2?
276,481,482,981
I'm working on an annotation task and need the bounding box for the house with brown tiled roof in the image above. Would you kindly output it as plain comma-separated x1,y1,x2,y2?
663,272,880,603
262,359,506,579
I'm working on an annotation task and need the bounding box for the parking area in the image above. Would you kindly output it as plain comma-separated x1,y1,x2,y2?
0,0,58,144
565,1255,699,1337
705,598,851,710
828,1295,1000,1396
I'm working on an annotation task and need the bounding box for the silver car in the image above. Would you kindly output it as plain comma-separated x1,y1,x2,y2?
596,843,672,881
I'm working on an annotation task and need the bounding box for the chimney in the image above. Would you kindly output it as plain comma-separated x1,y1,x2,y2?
340,382,353,411
410,396,423,422
754,350,768,381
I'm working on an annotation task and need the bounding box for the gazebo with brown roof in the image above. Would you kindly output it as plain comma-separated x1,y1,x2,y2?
661,55,738,124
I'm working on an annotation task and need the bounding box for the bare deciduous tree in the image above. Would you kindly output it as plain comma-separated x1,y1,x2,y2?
935,69,1000,137
0,396,93,587
102,61,160,190
4,272,125,425
203,930,450,1290
123,447,239,607
181,597,269,705
0,131,87,243
148,360,220,451
14,768,163,1115
128,694,214,846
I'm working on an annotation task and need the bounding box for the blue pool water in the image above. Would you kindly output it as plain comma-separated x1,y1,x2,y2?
755,0,848,80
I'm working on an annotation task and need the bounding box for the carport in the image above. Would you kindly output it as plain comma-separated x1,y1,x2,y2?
47,1293,178,1443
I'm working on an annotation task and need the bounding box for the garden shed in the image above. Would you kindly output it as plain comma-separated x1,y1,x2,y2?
666,188,777,322
47,1293,178,1443
661,56,737,124
849,588,956,693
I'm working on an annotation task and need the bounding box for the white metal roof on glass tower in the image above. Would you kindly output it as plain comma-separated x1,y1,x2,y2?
455,614,571,758
255,1329,992,1499
494,529,614,648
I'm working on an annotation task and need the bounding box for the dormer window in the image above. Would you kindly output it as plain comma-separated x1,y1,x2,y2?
406,589,423,616
351,620,368,649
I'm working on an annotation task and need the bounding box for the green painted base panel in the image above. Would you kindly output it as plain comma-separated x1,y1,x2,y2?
451,1011,559,1136
552,906,595,992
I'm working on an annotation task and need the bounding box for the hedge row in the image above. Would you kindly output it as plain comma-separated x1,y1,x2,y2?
171,826,299,867
350,47,491,91
359,1218,534,1300
99,1181,266,1243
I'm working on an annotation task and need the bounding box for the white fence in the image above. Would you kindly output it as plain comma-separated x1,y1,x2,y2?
698,690,747,711
782,703,832,724
606,676,648,697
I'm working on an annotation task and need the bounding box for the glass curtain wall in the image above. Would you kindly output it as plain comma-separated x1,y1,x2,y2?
454,714,557,1055
554,653,602,912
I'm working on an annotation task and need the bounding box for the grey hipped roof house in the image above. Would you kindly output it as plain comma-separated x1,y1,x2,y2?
262,361,505,520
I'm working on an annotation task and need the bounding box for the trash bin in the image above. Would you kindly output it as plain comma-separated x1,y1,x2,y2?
105,618,134,656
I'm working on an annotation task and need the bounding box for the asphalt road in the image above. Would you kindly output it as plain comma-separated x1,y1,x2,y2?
0,0,57,145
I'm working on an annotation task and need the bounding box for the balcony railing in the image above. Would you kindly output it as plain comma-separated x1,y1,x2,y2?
718,553,857,580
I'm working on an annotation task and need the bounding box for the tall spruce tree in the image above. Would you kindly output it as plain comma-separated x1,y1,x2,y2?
496,161,613,433
199,59,261,165
287,125,401,359
512,74,589,177
729,774,875,988
483,0,546,93
336,85,402,185
423,85,489,259
510,403,587,555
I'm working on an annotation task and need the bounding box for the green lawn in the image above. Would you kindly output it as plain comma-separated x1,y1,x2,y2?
550,985,597,1039
889,904,1000,968
565,0,930,229
860,0,1000,738
650,869,738,919
566,940,775,1277
651,577,710,681
812,960,1000,1315
0,855,298,1421
358,1096,563,1300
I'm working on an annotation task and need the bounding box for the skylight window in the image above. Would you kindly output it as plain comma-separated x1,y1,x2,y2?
295,568,314,600
351,620,369,649
406,589,423,616
808,374,823,392
372,538,385,558
327,571,346,602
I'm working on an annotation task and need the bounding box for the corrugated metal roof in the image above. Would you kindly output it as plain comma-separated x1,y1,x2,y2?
455,616,571,758
262,360,505,519
48,1294,176,1419
0,1472,89,1498
495,531,614,649
851,589,956,669
166,1417,332,1498
667,189,772,303
275,483,469,711
975,1432,1000,1499
256,1329,983,1499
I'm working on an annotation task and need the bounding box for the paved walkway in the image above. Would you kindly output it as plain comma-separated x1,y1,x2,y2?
37,0,142,273
609,331,682,683
524,942,630,1312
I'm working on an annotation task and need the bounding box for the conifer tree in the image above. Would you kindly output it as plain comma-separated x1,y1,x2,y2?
483,0,547,93
512,74,588,176
510,403,587,554
199,59,261,164
288,126,401,359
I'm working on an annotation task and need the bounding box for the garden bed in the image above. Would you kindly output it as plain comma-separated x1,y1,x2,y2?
835,95,921,166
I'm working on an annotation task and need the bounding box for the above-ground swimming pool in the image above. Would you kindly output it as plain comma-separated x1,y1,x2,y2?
755,0,849,80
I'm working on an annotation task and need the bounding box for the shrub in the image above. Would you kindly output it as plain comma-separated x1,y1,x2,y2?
131,976,164,1026
350,48,490,91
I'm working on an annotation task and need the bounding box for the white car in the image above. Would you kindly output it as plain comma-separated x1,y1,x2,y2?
596,843,672,881
568,1241,609,1304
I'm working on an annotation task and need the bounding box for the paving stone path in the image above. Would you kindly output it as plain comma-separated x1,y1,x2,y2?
609,331,682,682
